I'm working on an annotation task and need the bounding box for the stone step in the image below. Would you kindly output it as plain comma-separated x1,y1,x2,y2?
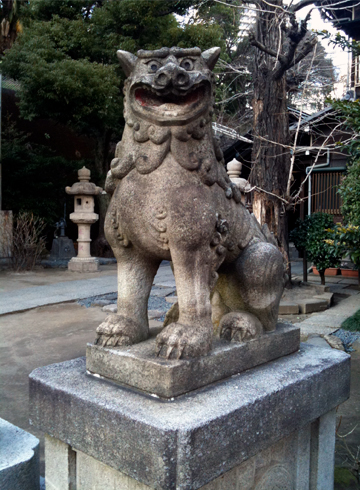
0,418,40,490
299,299,328,314
279,302,299,314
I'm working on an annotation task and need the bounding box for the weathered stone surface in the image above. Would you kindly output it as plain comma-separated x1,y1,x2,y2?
0,418,40,490
45,435,76,490
324,334,345,351
66,168,102,272
314,292,333,307
278,302,299,314
298,299,328,314
29,344,350,489
76,450,151,490
95,46,285,359
87,323,300,398
309,409,337,489
47,418,334,490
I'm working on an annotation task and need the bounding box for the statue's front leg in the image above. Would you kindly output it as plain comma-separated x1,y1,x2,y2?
95,247,160,347
156,246,219,360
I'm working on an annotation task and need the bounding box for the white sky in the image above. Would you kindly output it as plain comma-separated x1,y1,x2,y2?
301,6,350,79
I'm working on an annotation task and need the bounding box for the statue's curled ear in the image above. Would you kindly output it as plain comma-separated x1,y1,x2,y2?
201,47,221,71
117,50,138,77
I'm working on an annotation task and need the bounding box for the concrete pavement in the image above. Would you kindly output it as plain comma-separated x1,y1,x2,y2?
0,262,175,315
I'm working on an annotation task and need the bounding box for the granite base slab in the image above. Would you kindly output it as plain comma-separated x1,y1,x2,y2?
29,345,350,490
86,322,300,398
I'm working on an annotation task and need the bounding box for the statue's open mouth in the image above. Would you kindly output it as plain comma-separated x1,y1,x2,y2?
131,83,209,122
135,85,204,110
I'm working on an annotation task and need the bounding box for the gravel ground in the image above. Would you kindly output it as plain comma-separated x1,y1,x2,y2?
78,290,174,322
78,293,117,308
332,329,360,352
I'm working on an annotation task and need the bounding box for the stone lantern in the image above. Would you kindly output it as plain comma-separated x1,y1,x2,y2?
227,157,251,205
65,167,103,272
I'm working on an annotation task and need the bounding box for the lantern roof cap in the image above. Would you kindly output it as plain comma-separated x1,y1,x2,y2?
65,167,103,196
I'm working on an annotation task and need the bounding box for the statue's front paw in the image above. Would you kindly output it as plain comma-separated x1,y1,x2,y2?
156,322,212,360
220,312,263,342
94,314,147,347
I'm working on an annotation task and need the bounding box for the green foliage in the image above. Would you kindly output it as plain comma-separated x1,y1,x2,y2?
330,99,360,228
330,223,360,272
317,30,360,58
338,160,360,227
1,0,227,179
332,99,360,154
322,35,360,230
341,309,360,332
290,213,342,274
1,119,91,226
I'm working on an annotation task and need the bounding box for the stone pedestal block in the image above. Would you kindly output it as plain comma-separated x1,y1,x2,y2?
0,418,40,490
86,323,300,398
29,344,350,490
68,257,99,272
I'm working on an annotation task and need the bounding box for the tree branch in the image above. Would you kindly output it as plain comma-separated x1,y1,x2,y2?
249,33,287,63
273,10,316,80
289,0,316,13
289,36,318,68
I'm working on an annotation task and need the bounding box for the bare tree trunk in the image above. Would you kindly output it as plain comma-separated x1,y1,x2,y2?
250,0,291,281
319,270,325,286
92,130,112,257
0,0,19,55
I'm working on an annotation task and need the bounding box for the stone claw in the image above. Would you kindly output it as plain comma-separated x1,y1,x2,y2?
156,343,163,357
219,312,263,343
166,345,174,359
94,314,148,347
155,322,212,360
176,345,185,360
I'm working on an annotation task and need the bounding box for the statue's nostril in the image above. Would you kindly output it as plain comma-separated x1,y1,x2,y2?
176,74,188,86
156,73,169,87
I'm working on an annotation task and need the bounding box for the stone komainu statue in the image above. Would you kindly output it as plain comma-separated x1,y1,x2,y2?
95,46,285,359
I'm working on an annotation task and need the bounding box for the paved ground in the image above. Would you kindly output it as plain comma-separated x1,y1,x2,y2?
0,260,359,486
0,261,175,315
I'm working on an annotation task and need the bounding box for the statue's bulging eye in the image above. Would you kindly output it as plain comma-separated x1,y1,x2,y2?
148,60,161,73
180,59,193,71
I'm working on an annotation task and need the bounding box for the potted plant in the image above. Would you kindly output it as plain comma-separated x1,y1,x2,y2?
330,223,360,283
290,213,343,285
